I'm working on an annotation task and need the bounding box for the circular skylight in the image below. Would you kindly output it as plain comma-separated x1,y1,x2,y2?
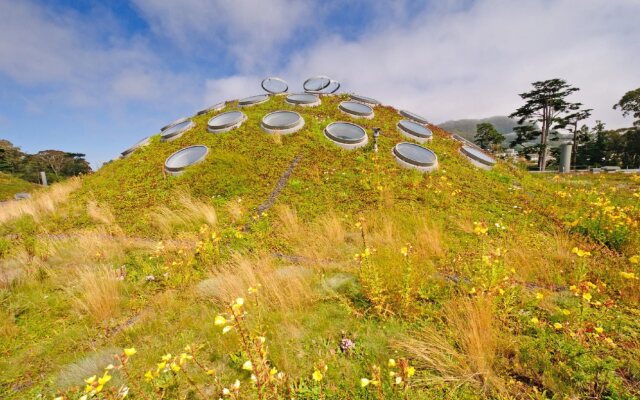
160,119,195,142
397,119,433,143
207,110,247,133
285,93,321,107
350,94,380,105
238,94,269,107
161,117,189,132
318,80,341,94
261,77,288,94
121,136,150,157
324,122,369,150
303,76,331,92
196,102,225,116
261,111,305,134
339,101,374,118
393,142,438,172
164,145,208,176
399,110,429,125
460,145,496,170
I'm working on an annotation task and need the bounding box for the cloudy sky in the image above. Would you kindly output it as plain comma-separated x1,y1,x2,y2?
1,0,639,167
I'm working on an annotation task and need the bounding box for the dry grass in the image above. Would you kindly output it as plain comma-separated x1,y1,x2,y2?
42,228,145,270
275,205,351,264
505,230,574,285
225,198,246,223
87,200,117,226
396,296,505,395
70,265,123,323
151,192,217,235
0,177,81,225
196,253,315,310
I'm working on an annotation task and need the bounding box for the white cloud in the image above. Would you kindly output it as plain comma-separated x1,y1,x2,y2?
204,0,640,129
0,0,197,110
131,0,312,70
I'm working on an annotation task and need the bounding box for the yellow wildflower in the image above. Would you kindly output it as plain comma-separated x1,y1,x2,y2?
144,370,154,382
242,361,253,371
561,309,571,316
170,362,181,372
312,370,323,382
553,323,563,330
535,292,544,300
214,315,227,326
530,317,539,325
407,366,416,377
595,327,604,334
400,246,408,257
630,255,639,264
360,378,371,387
222,325,233,334
161,353,172,362
473,222,488,235
571,247,591,257
582,292,592,302
620,271,637,280
123,347,136,357
388,359,396,367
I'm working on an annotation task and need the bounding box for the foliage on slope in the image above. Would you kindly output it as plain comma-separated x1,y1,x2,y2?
1,94,639,399
0,172,37,201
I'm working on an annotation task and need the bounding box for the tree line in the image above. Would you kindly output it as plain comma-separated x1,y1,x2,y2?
473,80,640,171
0,140,91,183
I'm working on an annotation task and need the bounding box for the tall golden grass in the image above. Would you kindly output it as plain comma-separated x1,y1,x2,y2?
71,265,123,323
150,192,217,235
0,177,81,225
196,253,314,310
396,296,505,394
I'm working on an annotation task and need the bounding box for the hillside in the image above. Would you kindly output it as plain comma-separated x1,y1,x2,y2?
1,89,639,399
438,115,519,139
0,172,37,201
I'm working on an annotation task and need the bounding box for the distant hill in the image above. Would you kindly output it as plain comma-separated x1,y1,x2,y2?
438,116,519,143
438,116,572,148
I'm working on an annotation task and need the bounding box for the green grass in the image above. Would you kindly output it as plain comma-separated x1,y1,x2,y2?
0,172,37,201
1,94,639,399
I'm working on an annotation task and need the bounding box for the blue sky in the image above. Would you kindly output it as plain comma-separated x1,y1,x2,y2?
1,0,639,168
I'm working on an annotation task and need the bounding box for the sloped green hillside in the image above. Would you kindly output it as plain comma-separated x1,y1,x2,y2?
0,172,37,201
1,93,639,400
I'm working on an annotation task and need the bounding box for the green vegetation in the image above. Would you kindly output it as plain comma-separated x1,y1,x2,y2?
0,140,91,184
0,171,37,201
474,122,505,152
1,94,639,399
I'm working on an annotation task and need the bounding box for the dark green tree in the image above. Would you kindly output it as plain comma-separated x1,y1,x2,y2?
613,88,640,127
510,79,580,171
474,122,505,151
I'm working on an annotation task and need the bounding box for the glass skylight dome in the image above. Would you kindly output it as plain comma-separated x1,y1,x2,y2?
164,145,208,176
161,117,189,132
207,110,247,133
303,76,340,94
238,94,269,107
398,110,429,125
460,145,497,170
261,77,288,94
397,119,433,143
392,142,438,173
261,111,305,134
196,102,225,116
339,101,374,119
285,93,321,107
349,94,380,105
324,122,369,150
160,119,195,142
121,136,150,157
